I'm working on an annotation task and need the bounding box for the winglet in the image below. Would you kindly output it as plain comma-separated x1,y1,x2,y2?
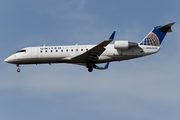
109,31,116,39
104,62,110,69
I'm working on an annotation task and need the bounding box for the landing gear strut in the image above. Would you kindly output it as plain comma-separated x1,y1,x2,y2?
86,61,95,72
16,64,20,72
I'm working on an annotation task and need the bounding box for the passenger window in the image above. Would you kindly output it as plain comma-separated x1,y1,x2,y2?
56,50,58,52
71,49,73,52
86,49,88,51
61,50,63,52
51,50,53,52
81,49,83,51
41,51,42,53
66,49,68,52
76,49,78,51
46,50,47,52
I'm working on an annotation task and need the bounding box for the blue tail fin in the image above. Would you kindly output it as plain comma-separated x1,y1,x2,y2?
139,22,175,46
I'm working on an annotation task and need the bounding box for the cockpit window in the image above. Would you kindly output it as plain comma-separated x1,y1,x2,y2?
16,49,26,53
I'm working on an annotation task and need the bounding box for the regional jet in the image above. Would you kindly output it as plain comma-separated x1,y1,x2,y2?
4,22,175,72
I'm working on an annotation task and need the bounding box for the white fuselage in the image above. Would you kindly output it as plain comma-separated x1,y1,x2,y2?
4,23,174,72
4,44,160,65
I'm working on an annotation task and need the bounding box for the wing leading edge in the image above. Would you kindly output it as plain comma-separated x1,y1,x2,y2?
71,31,115,72
71,31,115,63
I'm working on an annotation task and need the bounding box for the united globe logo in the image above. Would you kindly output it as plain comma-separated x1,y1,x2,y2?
140,32,160,46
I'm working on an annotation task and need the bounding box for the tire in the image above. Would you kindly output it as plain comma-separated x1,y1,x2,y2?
17,68,20,72
88,67,93,72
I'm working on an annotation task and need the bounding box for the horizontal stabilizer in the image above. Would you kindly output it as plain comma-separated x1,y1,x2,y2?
158,22,175,32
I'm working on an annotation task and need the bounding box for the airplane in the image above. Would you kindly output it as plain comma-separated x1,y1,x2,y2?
4,22,175,72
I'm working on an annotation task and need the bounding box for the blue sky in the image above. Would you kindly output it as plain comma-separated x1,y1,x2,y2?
1,0,180,120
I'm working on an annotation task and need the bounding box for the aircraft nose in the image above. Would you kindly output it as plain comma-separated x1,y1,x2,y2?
4,54,17,63
4,56,13,63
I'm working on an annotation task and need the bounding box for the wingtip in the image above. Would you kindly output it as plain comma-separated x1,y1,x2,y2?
104,62,110,69
109,31,116,40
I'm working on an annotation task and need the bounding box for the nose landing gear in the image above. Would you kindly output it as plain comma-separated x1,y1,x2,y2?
16,64,20,72
17,68,20,72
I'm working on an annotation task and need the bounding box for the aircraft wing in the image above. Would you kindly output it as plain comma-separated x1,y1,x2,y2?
71,31,115,63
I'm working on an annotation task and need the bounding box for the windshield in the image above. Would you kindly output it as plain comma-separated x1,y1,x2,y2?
16,49,26,53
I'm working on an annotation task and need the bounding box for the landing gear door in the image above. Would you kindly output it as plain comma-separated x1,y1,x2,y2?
31,47,38,58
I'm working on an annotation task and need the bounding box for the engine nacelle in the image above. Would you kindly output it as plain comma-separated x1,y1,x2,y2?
114,41,138,50
114,41,129,50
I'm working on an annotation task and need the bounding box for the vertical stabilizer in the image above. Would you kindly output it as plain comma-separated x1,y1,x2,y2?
139,22,175,46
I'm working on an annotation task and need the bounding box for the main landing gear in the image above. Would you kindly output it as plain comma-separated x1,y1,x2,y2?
88,67,93,72
16,64,20,72
86,61,95,72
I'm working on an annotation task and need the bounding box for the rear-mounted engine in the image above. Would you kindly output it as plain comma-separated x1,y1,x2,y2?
114,41,138,50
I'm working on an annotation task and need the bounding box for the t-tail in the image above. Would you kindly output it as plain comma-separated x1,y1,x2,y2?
139,22,175,46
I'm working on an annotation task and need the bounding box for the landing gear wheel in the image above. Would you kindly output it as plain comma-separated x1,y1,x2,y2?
16,64,20,72
88,67,93,72
17,68,20,72
86,60,94,72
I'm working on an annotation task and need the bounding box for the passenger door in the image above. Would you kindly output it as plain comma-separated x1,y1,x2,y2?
31,47,38,58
